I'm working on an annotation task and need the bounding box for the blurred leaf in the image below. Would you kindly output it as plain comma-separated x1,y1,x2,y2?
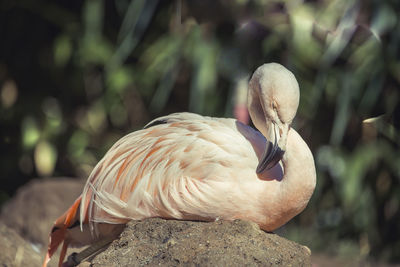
363,116,400,144
117,0,146,43
87,100,107,133
42,97,64,136
107,0,159,72
22,117,40,149
150,63,180,113
68,130,89,158
83,0,104,41
371,4,397,36
349,37,381,71
358,74,384,115
1,80,18,109
288,3,322,64
330,73,351,145
109,99,128,127
321,1,359,66
80,37,113,65
53,35,72,67
107,66,134,93
317,0,352,29
353,188,374,230
34,140,57,177
143,35,183,77
80,0,113,65
316,146,346,179
42,97,62,120
187,27,218,113
385,90,399,116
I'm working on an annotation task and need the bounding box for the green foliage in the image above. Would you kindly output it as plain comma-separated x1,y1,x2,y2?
0,0,399,262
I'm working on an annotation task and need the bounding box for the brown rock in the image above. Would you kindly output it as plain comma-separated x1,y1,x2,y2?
0,178,311,266
0,177,84,248
87,218,311,266
0,222,42,267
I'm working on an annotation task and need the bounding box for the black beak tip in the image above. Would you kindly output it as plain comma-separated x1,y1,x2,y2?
256,149,285,174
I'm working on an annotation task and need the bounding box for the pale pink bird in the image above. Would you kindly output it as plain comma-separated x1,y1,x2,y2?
43,63,316,267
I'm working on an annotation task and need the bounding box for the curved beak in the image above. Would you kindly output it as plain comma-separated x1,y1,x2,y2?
256,123,287,174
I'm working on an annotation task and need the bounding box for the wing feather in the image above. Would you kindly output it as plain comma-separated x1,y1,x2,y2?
80,112,262,233
144,112,205,129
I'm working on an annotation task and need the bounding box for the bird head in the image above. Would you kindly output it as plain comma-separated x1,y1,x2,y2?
247,63,300,173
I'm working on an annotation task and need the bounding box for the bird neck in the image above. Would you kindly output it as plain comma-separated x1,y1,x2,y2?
279,129,316,219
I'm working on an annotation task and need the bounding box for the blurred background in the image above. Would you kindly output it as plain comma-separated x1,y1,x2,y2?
1,0,399,264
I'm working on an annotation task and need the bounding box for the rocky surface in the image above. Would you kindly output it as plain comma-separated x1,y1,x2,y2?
1,177,395,267
0,177,85,267
86,218,311,267
0,178,312,266
0,222,42,267
0,177,84,248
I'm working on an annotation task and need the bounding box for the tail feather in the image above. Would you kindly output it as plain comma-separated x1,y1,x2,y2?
42,228,65,267
42,195,82,267
58,239,70,267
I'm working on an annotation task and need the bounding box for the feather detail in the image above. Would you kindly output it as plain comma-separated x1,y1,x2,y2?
79,116,262,229
42,195,83,267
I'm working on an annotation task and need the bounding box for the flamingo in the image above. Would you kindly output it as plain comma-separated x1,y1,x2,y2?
43,63,316,267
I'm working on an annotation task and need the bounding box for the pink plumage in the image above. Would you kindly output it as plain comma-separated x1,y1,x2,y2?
43,63,316,267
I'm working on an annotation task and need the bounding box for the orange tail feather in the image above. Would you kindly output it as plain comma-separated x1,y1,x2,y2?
42,195,82,267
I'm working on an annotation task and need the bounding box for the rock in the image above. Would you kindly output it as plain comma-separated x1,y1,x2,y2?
0,222,42,267
0,177,84,248
0,178,311,266
86,218,311,266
